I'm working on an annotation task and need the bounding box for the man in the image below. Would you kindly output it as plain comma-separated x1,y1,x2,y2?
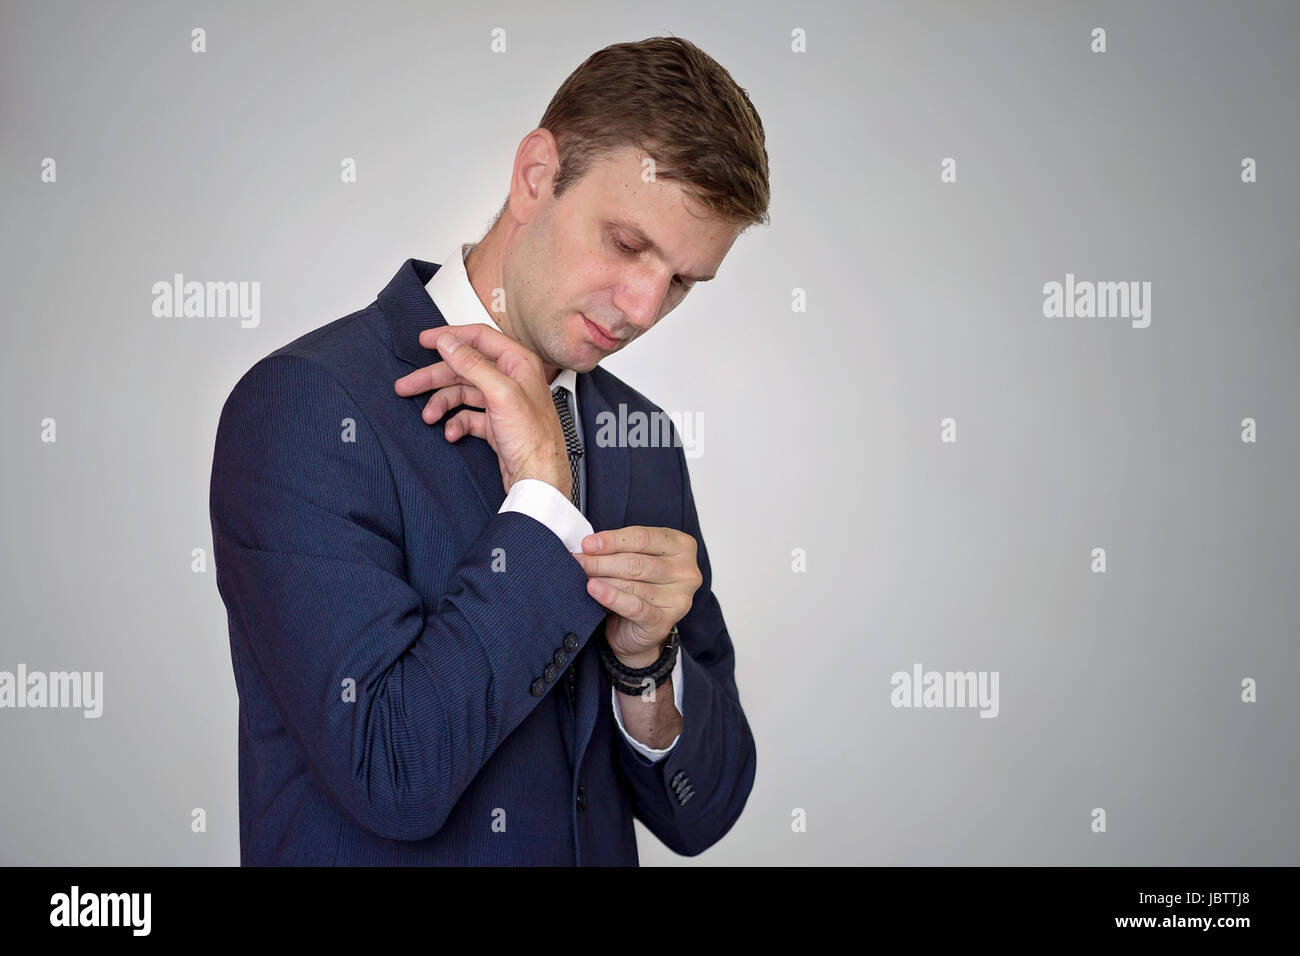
209,36,768,865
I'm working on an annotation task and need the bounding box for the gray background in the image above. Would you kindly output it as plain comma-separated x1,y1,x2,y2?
2,0,1297,865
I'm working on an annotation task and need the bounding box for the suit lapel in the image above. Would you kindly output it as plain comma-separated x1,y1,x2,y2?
571,369,629,765
382,258,507,518
575,369,629,535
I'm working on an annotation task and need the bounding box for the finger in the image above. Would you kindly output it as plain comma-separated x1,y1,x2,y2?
444,408,489,443
417,323,506,353
432,332,513,407
421,384,486,424
394,362,472,397
571,551,675,584
590,576,674,611
581,526,681,556
586,577,659,626
423,323,518,362
427,324,541,382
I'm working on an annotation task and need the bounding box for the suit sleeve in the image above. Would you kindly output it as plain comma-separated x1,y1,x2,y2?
209,354,607,842
613,432,758,856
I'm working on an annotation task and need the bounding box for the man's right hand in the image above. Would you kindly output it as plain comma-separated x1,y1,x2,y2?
393,323,573,500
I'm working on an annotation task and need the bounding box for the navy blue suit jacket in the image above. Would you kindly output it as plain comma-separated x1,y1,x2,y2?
209,257,757,865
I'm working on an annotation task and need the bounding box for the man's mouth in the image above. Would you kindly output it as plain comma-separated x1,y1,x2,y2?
581,314,621,350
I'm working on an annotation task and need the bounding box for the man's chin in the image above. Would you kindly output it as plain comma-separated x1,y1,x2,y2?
565,343,607,372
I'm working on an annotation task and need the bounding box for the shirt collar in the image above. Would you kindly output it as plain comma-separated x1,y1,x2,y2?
426,242,577,399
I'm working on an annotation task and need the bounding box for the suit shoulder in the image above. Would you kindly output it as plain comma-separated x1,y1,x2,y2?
221,302,388,406
266,301,387,374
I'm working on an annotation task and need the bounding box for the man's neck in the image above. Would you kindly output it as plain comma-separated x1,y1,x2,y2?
463,239,514,340
464,238,561,385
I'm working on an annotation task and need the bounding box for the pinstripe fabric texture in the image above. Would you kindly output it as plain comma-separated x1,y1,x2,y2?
209,257,756,865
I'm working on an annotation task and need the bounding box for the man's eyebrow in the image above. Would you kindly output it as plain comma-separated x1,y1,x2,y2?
608,217,716,282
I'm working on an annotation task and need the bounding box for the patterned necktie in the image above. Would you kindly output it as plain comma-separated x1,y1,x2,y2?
551,384,583,712
551,385,583,511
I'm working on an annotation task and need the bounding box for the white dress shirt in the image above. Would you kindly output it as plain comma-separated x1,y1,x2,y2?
425,243,682,761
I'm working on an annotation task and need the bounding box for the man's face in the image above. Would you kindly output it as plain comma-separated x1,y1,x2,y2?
502,145,740,374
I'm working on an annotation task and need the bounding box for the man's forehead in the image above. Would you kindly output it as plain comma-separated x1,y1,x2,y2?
587,149,706,215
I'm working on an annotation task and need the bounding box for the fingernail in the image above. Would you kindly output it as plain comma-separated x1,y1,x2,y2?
438,334,459,354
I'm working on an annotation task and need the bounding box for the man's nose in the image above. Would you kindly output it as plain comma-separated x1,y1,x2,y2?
614,274,672,333
625,307,658,335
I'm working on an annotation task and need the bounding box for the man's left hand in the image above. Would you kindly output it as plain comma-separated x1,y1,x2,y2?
572,526,703,667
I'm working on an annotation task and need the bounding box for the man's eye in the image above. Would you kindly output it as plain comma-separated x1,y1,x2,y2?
613,234,687,288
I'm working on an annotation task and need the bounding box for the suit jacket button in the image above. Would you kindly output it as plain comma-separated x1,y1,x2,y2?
576,785,587,812
543,663,558,682
563,632,579,652
530,678,546,697
553,648,568,667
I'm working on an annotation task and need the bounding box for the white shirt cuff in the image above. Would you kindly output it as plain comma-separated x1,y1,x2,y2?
497,478,593,554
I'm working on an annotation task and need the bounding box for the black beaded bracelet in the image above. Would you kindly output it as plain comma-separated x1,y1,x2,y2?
600,624,680,696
